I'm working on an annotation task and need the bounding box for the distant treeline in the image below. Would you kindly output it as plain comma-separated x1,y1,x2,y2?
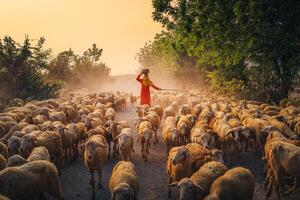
137,0,300,104
0,36,110,109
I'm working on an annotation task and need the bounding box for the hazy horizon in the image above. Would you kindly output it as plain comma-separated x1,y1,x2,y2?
0,0,162,75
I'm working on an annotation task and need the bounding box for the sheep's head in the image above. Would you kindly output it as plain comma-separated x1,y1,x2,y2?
172,147,190,165
178,123,189,137
169,178,206,200
171,128,179,145
20,135,37,158
7,136,21,157
7,155,27,167
116,129,132,148
199,130,216,149
211,149,224,164
111,183,135,200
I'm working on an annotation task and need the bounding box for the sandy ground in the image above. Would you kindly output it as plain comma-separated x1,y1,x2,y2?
50,107,298,200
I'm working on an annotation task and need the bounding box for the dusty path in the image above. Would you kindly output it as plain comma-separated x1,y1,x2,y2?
54,106,297,200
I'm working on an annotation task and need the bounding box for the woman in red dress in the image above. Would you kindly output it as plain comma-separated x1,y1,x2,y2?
136,69,161,106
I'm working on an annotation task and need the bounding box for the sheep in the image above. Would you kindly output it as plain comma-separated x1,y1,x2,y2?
115,128,134,161
84,116,103,131
190,124,219,149
212,118,238,163
163,117,180,155
83,134,109,200
137,121,153,162
176,115,193,144
85,126,111,157
167,146,192,197
264,140,300,199
143,112,160,144
242,117,270,154
179,104,192,115
169,161,228,200
109,161,139,200
0,155,7,171
164,105,176,119
150,105,164,123
0,142,8,159
106,120,130,158
49,111,67,124
6,155,27,167
20,124,39,135
19,131,43,158
177,143,224,173
0,160,65,200
27,146,50,162
204,167,255,200
7,136,21,157
105,108,116,121
20,131,62,166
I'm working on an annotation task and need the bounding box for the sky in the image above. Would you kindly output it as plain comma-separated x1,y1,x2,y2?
0,0,162,75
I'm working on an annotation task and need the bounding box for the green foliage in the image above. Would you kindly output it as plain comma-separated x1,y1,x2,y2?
48,43,111,90
0,36,61,102
149,0,300,103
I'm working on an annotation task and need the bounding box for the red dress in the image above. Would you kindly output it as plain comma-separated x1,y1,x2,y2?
136,74,160,106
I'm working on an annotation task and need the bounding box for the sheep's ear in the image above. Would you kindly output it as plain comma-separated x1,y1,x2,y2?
168,182,178,187
225,130,233,137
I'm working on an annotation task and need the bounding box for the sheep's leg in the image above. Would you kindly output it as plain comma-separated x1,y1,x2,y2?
107,142,111,159
141,142,145,160
89,170,96,200
168,177,172,197
155,128,159,143
97,167,103,189
285,177,299,195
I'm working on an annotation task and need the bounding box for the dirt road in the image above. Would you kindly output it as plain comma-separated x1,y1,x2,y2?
55,107,297,200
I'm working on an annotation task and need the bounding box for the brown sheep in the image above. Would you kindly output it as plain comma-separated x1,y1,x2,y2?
105,108,116,121
164,105,176,119
150,105,164,123
115,128,134,161
170,161,228,200
0,160,65,200
137,121,153,162
176,115,193,144
204,167,255,200
109,161,139,200
163,117,180,155
264,140,300,199
167,146,192,197
190,124,219,150
106,121,130,158
20,124,39,135
143,112,160,144
84,135,109,200
27,146,50,162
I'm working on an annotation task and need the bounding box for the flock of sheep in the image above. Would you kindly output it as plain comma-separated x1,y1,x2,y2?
0,90,299,200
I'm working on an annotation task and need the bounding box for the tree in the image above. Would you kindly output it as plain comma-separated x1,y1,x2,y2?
0,36,60,101
151,0,300,103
